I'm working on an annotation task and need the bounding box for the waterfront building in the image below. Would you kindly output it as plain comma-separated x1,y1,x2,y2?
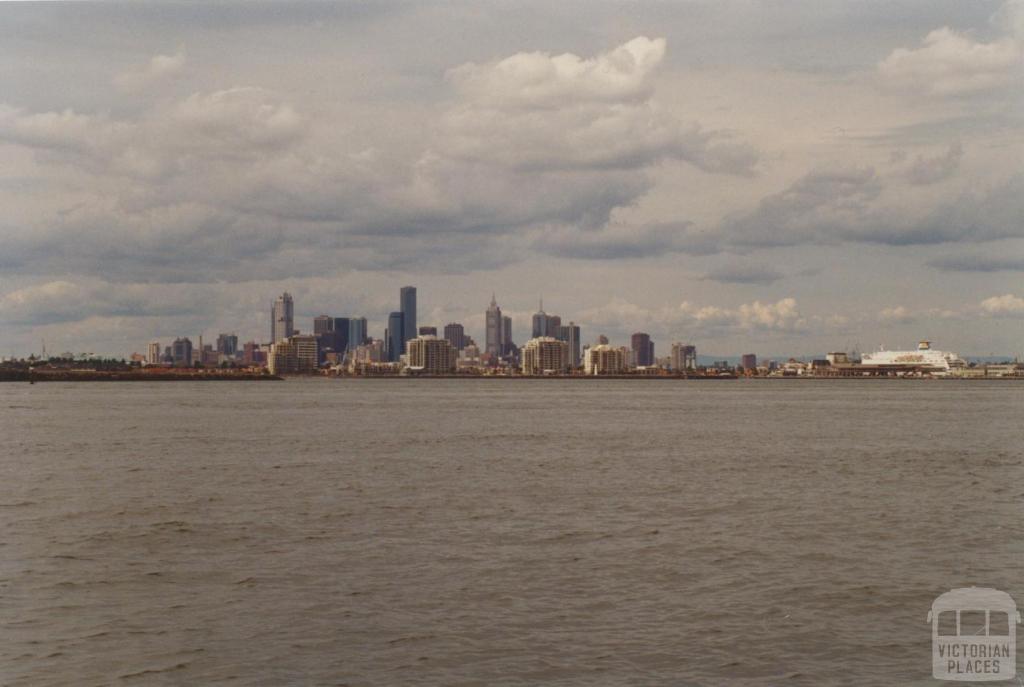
558,323,581,368
171,337,193,367
400,286,417,352
444,323,466,350
350,338,386,370
671,343,698,371
347,318,367,350
741,353,758,371
147,341,161,364
271,292,295,344
386,311,405,362
584,344,627,375
631,332,654,367
521,336,569,375
407,335,457,374
270,334,318,374
419,326,437,337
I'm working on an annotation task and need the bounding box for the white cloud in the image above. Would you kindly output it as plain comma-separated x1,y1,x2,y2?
878,27,1021,96
980,293,1024,316
115,49,187,91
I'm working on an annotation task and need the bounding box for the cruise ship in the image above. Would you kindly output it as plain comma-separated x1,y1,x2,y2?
860,341,966,374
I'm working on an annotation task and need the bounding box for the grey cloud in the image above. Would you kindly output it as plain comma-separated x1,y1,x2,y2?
699,263,785,285
928,252,1024,272
904,142,963,184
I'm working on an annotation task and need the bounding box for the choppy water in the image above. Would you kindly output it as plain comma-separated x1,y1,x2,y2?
2,379,1022,686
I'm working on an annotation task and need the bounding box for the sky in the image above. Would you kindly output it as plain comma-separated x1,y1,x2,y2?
0,1,1022,358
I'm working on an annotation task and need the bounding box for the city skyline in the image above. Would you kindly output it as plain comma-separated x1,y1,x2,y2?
1,2,1023,357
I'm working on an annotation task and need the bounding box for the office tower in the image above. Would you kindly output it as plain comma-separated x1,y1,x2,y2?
419,326,437,337
501,315,513,354
386,311,405,362
147,341,161,364
597,334,610,345
271,292,295,344
407,335,457,374
584,344,626,375
485,294,502,357
558,323,581,368
521,337,569,375
292,335,318,371
741,353,758,371
171,337,193,367
313,315,333,335
216,333,238,357
631,332,654,367
400,286,417,352
530,298,562,339
444,322,466,350
347,318,367,350
332,317,350,354
671,343,698,371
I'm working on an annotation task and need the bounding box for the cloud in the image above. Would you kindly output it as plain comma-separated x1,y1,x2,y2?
980,293,1024,316
878,306,914,324
699,262,785,285
927,252,1024,272
115,49,187,91
904,142,963,185
878,27,1021,96
721,166,882,247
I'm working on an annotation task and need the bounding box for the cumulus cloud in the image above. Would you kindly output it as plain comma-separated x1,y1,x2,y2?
980,293,1024,316
578,296,808,341
878,27,1021,96
115,49,187,91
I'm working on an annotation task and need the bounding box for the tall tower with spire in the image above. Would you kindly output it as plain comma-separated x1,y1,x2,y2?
485,293,502,358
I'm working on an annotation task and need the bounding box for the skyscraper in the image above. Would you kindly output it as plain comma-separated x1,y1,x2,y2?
171,337,193,367
531,298,561,339
443,322,465,350
216,333,238,357
501,315,513,354
271,292,294,344
147,341,161,364
741,353,758,371
558,322,581,368
419,326,437,336
347,318,367,350
386,311,405,362
631,332,654,367
485,294,502,358
313,315,333,335
400,286,416,352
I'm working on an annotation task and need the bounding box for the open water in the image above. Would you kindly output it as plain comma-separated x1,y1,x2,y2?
1,379,1022,685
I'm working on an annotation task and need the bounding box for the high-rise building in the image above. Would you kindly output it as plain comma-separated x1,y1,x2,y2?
313,315,333,335
597,334,609,345
347,318,367,350
332,317,350,354
485,294,502,358
269,334,318,374
419,326,437,336
407,335,457,374
501,315,513,354
741,353,758,371
444,322,466,350
147,341,161,364
271,292,295,344
216,333,238,357
531,299,561,339
171,337,193,367
631,332,654,367
671,343,698,371
400,286,417,352
386,311,405,362
558,323,582,368
521,337,569,375
584,344,627,375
